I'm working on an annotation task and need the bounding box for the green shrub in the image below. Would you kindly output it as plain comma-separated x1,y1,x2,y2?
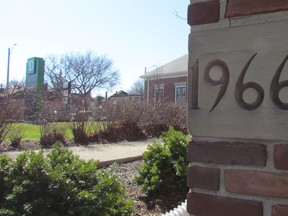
0,145,133,216
0,155,12,204
135,126,191,194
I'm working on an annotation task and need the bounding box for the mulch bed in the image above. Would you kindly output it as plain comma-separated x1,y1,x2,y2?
104,160,187,216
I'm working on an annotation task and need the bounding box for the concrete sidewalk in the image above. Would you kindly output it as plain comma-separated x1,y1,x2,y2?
2,139,157,167
69,140,152,166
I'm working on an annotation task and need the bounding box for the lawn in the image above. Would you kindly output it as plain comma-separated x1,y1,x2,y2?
10,121,106,141
12,122,73,140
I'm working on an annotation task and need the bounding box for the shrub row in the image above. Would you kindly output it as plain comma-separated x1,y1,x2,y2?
2,100,187,148
70,101,188,144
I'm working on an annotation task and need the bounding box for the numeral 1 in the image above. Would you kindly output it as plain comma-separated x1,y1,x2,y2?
191,59,199,109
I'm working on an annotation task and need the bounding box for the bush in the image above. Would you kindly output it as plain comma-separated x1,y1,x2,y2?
142,124,169,138
141,102,187,133
0,145,133,216
7,125,26,149
72,126,89,144
91,100,187,142
92,121,146,143
0,155,12,205
0,89,25,145
39,123,66,148
135,127,191,194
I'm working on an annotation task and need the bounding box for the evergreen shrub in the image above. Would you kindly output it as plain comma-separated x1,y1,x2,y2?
135,127,191,194
0,144,133,216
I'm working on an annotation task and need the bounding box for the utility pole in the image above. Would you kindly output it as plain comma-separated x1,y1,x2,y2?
145,65,156,104
6,44,17,90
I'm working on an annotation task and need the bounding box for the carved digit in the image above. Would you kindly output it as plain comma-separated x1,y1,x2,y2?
191,59,199,109
235,53,264,110
270,55,288,110
204,60,229,112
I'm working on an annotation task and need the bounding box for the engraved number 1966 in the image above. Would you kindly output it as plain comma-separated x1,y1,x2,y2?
191,53,288,112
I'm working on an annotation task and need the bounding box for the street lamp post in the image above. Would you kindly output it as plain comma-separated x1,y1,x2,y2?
6,43,17,90
145,65,156,103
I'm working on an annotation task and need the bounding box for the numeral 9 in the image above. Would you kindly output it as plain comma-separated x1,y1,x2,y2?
204,60,229,112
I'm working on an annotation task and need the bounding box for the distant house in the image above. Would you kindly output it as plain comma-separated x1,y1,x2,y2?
109,90,143,102
140,54,188,103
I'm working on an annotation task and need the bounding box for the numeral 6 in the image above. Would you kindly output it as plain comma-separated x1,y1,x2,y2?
270,55,288,110
235,53,265,110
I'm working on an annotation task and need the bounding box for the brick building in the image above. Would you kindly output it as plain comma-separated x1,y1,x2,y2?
140,54,188,104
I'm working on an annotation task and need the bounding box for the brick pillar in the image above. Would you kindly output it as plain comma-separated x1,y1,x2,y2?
187,140,288,216
187,1,288,216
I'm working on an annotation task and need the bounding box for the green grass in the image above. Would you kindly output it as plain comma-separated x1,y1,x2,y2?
12,122,73,140
10,121,106,141
14,123,40,140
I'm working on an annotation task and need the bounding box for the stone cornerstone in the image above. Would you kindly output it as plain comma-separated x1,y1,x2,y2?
187,0,288,216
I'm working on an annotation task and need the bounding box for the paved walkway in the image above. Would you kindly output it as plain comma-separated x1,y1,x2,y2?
2,139,158,167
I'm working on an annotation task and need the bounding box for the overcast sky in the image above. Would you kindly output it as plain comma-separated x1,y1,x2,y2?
0,0,190,96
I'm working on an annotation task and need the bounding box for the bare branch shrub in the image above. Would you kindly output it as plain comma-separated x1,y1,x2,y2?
38,98,67,148
140,102,187,137
8,124,26,149
90,100,146,142
90,100,187,142
39,123,66,148
0,88,26,145
68,95,90,144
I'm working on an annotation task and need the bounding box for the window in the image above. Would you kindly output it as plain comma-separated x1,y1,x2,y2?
27,60,34,74
154,85,164,103
29,61,34,70
175,85,186,102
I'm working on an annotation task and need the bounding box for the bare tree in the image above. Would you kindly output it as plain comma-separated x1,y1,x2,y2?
128,79,144,95
45,51,120,96
9,80,26,89
45,55,67,97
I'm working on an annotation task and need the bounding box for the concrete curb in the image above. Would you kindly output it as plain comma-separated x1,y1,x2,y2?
98,155,143,168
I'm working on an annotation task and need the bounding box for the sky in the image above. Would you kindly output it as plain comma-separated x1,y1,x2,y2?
0,0,190,96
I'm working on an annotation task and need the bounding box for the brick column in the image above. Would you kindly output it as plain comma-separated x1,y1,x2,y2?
187,1,288,216
187,140,288,216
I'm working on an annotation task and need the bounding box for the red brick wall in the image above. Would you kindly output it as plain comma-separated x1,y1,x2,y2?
187,140,288,216
188,0,288,26
145,77,187,103
187,0,220,26
226,0,288,18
